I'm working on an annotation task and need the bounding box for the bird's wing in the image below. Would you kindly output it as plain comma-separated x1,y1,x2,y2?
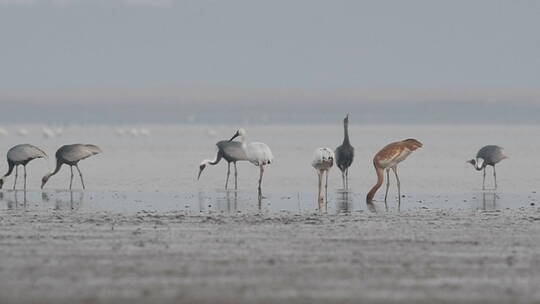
477,145,506,163
219,141,248,161
7,144,47,162
61,144,102,163
246,142,273,166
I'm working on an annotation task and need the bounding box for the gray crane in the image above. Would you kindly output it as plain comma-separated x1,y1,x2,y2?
198,134,248,190
41,144,102,190
335,114,354,189
0,144,48,190
467,145,507,190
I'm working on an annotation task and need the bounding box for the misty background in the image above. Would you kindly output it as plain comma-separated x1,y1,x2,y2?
0,0,539,124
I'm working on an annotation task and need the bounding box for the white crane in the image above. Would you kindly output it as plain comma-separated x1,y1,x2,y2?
41,144,102,190
311,148,334,212
0,144,48,190
229,129,273,200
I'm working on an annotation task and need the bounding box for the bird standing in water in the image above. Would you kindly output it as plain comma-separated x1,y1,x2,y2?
41,144,102,190
467,145,507,190
229,129,273,201
198,132,248,190
312,148,334,212
0,144,48,190
335,114,354,189
366,139,422,208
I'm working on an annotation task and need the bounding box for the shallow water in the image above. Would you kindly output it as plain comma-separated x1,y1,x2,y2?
0,123,538,214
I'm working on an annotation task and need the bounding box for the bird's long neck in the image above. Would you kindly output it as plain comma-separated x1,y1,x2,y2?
207,152,222,165
46,160,63,178
343,122,350,144
366,165,384,203
2,161,15,178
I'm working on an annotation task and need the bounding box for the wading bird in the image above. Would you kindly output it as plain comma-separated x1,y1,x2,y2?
467,145,507,190
198,133,248,190
366,139,423,208
311,148,334,212
229,129,273,200
335,114,354,189
0,144,48,190
41,144,102,190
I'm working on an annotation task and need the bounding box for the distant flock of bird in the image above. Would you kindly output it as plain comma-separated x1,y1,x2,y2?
198,114,508,210
1,115,507,212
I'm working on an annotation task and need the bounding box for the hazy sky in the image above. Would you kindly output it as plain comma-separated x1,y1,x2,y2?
0,0,539,106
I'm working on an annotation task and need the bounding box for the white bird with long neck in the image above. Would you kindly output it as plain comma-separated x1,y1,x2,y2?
229,129,273,200
0,144,48,190
41,144,102,190
311,148,334,212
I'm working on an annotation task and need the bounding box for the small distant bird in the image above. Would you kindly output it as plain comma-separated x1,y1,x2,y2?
467,145,507,190
312,148,334,212
0,144,47,190
198,132,248,190
41,144,102,190
335,114,354,189
229,129,273,200
366,139,423,207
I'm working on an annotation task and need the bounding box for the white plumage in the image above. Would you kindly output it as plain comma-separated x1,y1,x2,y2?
229,128,273,200
245,142,274,166
312,147,334,212
1,144,48,190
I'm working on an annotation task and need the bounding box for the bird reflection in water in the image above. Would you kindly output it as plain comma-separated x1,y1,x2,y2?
479,192,498,210
4,190,28,210
219,189,239,213
42,190,84,211
335,188,353,214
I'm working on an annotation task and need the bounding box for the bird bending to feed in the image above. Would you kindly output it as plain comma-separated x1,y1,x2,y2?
41,144,102,190
335,114,354,189
198,132,248,190
229,129,273,200
467,145,507,190
366,139,423,208
311,148,334,212
0,144,47,190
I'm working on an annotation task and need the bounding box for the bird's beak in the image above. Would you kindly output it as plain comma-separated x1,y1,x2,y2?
197,165,205,180
229,131,240,142
41,180,46,189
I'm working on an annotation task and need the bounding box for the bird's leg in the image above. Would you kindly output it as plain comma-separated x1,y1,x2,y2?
225,162,231,190
392,167,401,209
13,165,18,190
342,171,345,190
482,168,486,190
493,166,497,189
234,162,238,190
258,165,264,200
317,171,323,212
345,168,349,189
23,165,27,192
75,165,85,190
70,166,74,190
384,169,390,204
325,170,329,212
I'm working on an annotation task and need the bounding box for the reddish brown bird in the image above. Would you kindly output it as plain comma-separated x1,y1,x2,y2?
366,139,423,207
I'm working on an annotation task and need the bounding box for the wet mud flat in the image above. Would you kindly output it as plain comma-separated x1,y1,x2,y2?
1,208,540,304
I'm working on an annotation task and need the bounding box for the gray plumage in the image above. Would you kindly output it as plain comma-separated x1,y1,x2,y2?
467,145,507,190
198,138,248,190
335,114,354,189
0,144,48,190
41,144,102,189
